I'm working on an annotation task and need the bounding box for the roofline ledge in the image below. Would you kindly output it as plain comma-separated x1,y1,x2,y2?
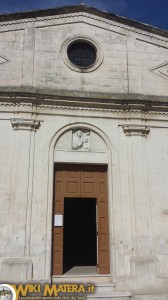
0,5,168,39
0,88,168,112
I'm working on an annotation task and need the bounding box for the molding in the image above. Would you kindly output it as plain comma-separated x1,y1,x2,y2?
1,89,168,104
61,35,103,73
0,55,9,66
122,124,150,136
150,61,168,80
1,102,168,117
39,104,125,113
31,105,168,116
10,118,40,131
0,90,168,116
0,8,168,43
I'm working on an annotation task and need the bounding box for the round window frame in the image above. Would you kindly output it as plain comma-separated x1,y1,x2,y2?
61,36,103,73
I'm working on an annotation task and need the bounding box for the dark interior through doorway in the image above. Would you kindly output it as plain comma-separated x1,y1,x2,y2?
63,198,97,274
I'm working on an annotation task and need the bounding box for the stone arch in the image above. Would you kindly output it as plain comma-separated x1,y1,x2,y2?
50,122,113,157
45,122,115,279
54,124,108,164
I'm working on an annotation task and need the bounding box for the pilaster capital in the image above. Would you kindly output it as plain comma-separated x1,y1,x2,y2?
122,124,150,136
10,118,40,131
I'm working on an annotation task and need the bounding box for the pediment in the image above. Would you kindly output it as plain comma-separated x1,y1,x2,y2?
0,5,168,40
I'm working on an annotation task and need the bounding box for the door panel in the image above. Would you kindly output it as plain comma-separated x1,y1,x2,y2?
97,169,110,274
65,169,80,197
52,164,110,275
81,167,98,197
52,166,65,275
52,228,63,275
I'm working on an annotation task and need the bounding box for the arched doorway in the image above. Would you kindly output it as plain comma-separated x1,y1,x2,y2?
52,125,110,275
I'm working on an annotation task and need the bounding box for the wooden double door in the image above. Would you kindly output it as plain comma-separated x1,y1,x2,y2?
52,164,110,275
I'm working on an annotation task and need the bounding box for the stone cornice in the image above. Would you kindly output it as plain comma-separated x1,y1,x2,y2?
122,124,150,136
0,5,167,40
10,118,40,131
1,102,168,120
0,90,168,113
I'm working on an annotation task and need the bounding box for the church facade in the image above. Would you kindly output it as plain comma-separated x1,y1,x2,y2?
0,5,168,299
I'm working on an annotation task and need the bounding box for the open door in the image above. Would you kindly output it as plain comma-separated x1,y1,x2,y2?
63,197,97,274
52,164,110,275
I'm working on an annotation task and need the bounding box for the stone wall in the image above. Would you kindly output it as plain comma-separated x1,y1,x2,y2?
0,10,168,96
0,101,168,296
0,7,168,299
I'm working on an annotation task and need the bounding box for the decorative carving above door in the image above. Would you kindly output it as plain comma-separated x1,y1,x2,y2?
72,129,90,150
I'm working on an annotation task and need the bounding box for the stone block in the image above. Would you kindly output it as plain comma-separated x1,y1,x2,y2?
1,258,33,282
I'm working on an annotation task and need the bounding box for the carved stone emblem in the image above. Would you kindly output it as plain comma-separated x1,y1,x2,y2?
72,129,90,150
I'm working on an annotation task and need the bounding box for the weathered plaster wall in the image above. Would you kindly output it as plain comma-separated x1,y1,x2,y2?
0,103,168,297
0,12,168,96
0,8,168,299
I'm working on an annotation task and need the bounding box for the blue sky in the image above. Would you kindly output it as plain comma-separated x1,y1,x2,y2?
0,0,168,30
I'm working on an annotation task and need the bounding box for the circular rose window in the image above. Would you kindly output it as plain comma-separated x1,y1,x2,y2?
61,36,103,72
67,41,96,68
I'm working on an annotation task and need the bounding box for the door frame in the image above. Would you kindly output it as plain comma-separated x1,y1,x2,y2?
52,163,110,275
45,123,114,280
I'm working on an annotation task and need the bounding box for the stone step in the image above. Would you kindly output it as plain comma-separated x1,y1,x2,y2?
87,284,131,299
52,278,131,299
89,283,114,296
86,287,131,300
87,293,131,300
52,275,112,283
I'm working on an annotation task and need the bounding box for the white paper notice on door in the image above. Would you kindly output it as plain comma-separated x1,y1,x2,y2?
54,214,63,226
